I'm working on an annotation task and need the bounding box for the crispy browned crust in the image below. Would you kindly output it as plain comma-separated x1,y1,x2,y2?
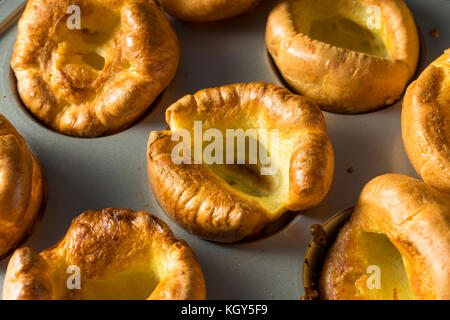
0,114,46,260
12,0,179,137
266,0,419,114
147,82,334,242
2,208,206,300
157,0,260,21
402,50,450,193
319,174,450,300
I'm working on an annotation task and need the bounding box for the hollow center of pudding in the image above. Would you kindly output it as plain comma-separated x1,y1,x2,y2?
206,135,281,197
290,0,389,57
80,255,162,300
52,4,120,88
356,231,413,299
212,132,292,215
81,51,105,70
309,16,388,57
171,120,294,215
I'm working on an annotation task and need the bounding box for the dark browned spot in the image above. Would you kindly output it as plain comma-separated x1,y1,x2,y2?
393,288,399,300
301,287,319,300
430,29,440,38
310,224,327,247
347,166,354,173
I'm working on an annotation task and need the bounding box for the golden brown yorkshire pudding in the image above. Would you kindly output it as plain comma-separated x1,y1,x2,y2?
0,114,46,260
2,208,206,300
402,50,450,193
12,0,179,137
319,174,450,300
266,0,419,114
147,82,334,243
156,0,260,21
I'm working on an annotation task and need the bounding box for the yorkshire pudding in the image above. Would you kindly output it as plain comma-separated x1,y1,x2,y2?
156,0,260,21
2,208,206,300
147,82,334,242
319,174,450,300
402,50,450,193
0,114,46,260
266,0,419,113
12,0,179,137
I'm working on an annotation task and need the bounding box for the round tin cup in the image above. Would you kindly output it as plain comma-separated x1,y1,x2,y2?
302,207,353,299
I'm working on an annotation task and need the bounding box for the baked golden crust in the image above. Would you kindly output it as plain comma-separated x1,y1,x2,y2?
12,0,179,137
2,208,206,300
402,50,450,193
319,174,450,300
147,82,334,242
0,114,46,260
266,0,419,113
157,0,260,21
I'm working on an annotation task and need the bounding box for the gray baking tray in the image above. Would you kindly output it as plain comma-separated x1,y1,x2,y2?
0,0,449,299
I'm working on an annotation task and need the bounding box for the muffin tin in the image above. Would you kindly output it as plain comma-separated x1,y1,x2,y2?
0,0,449,299
302,207,352,299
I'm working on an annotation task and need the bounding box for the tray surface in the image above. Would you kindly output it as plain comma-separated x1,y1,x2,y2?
0,0,449,299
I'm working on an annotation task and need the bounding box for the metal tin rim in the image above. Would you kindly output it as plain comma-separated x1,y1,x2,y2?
302,207,353,298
